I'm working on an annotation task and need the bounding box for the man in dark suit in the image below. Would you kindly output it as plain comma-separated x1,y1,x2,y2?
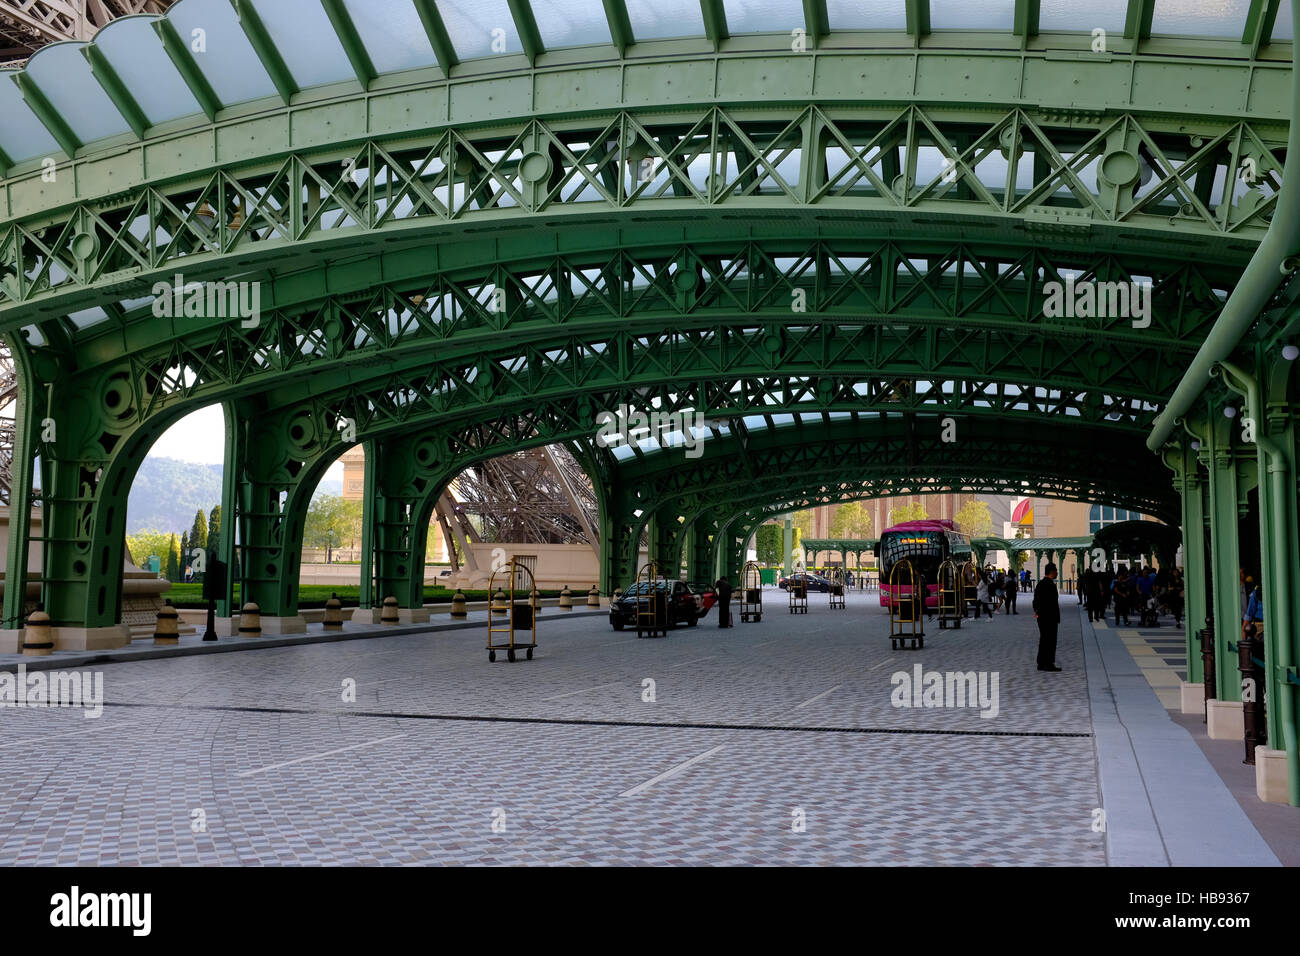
1033,562,1061,671
714,576,733,628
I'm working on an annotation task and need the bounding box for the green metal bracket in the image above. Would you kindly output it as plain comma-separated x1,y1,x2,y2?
803,0,829,47
11,73,80,159
602,0,634,56
152,16,221,121
321,0,379,89
412,0,459,74
1125,0,1155,41
507,0,545,64
232,0,298,104
81,45,150,139
700,0,728,50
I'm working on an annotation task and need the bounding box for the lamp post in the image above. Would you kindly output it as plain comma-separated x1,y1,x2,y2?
326,528,336,565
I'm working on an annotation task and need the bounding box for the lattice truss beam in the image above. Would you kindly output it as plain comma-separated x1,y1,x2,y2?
24,240,1233,446
0,0,171,64
0,105,1284,315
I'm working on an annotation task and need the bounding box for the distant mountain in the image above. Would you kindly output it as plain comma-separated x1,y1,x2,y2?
126,457,348,535
127,458,223,534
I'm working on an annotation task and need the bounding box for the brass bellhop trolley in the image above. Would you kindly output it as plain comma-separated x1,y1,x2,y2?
788,570,809,614
888,558,925,650
828,567,846,609
741,561,763,623
486,558,537,662
636,560,670,638
937,558,963,629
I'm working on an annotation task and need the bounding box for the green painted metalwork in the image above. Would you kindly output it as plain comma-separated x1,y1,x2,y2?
507,0,545,64
150,15,221,122
411,0,459,73
80,44,149,140
320,0,378,89
233,0,299,104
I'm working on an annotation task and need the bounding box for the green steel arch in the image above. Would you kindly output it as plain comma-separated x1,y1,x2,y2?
2,0,1300,806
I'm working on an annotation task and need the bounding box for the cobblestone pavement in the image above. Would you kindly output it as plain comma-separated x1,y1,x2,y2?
0,594,1106,865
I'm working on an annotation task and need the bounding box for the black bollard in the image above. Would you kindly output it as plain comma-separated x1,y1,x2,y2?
1200,615,1216,723
1238,622,1267,765
203,597,217,641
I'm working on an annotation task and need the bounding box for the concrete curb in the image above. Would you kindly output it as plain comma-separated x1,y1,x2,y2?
1081,604,1280,866
0,607,606,673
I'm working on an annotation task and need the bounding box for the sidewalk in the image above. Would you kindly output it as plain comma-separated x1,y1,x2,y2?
1080,604,1280,866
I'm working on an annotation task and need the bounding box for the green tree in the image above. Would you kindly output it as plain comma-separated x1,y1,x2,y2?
165,533,181,583
887,501,928,526
125,530,175,570
829,501,872,539
755,524,782,565
180,531,189,575
953,500,994,538
189,508,208,551
1012,528,1028,571
208,504,222,553
303,494,364,553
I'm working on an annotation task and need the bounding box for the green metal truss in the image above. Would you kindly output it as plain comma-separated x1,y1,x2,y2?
0,104,1283,321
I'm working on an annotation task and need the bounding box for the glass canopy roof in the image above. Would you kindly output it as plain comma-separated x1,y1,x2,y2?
0,0,1291,166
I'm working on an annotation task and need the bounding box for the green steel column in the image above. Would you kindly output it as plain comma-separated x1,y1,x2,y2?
216,401,241,618
1182,455,1208,682
1,336,38,630
369,436,450,609
1206,425,1244,703
359,440,377,609
686,517,713,582
783,517,793,576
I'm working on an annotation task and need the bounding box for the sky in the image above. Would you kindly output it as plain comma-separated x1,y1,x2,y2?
149,405,346,486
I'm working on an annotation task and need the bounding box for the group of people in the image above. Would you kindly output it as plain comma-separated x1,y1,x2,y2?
1080,565,1184,628
965,565,1028,620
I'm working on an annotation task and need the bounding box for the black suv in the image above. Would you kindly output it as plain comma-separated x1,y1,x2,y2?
609,581,707,630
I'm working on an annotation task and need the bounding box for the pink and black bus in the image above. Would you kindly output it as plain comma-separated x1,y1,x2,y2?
878,519,973,609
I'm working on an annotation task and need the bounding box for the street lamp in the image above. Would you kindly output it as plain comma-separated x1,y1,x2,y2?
326,527,336,565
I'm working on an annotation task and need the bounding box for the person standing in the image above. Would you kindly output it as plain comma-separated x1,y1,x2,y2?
1033,563,1061,671
714,576,733,628
1003,568,1018,614
975,569,994,621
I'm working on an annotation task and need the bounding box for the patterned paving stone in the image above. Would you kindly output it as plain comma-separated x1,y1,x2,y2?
0,595,1105,865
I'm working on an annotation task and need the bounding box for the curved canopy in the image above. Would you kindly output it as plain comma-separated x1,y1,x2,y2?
0,0,1292,165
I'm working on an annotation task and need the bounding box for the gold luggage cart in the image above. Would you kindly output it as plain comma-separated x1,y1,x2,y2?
740,561,763,623
889,558,925,649
788,571,809,614
828,567,846,609
485,559,537,662
636,560,669,638
937,558,962,629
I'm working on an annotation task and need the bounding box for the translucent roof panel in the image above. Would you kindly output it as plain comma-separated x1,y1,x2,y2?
1276,0,1295,40
626,0,707,40
722,0,806,34
166,0,277,107
94,16,202,126
435,0,518,59
341,0,437,73
1151,0,1253,37
24,43,131,145
930,0,1016,30
0,73,62,162
531,0,613,48
826,0,907,30
1039,0,1128,31
247,0,355,88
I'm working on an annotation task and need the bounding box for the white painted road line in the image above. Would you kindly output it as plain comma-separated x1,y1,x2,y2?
315,676,408,694
794,684,843,709
620,745,725,797
751,639,780,648
541,681,620,702
669,657,715,668
868,657,896,671
238,733,407,777
597,640,637,647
